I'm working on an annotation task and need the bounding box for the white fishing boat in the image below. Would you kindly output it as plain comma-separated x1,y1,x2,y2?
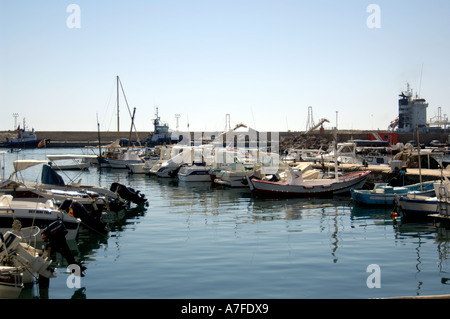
314,141,362,165
148,145,176,176
210,147,259,187
0,195,80,240
0,266,23,299
246,164,371,197
100,146,144,169
127,157,159,174
214,163,254,187
152,147,193,178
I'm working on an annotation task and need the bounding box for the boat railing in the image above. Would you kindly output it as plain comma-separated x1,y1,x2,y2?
12,222,41,250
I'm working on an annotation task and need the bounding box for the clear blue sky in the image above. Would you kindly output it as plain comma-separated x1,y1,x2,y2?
1,0,449,133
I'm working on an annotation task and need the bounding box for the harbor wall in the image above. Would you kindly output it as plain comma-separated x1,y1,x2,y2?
38,130,450,148
1,130,449,148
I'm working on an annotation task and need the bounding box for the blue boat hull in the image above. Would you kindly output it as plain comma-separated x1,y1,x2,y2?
351,181,436,206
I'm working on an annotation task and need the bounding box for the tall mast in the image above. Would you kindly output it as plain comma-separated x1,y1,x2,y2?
117,75,120,140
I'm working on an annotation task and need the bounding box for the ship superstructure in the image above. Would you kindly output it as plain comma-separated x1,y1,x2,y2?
397,83,428,133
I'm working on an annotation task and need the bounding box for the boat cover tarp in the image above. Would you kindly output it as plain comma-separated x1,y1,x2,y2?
46,154,97,160
13,159,48,172
41,164,65,186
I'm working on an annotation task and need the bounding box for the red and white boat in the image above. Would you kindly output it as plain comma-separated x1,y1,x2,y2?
246,166,371,197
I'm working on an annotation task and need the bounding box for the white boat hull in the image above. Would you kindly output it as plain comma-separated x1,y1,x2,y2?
247,171,371,197
398,196,438,218
155,165,180,178
128,163,147,174
1,185,107,215
0,266,23,299
103,159,143,169
178,166,211,182
0,196,80,241
213,170,254,188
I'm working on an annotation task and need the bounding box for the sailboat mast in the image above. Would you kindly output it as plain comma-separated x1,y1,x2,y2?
416,125,423,190
333,128,339,182
117,75,120,140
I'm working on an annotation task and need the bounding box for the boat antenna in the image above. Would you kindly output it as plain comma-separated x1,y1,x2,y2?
97,112,102,170
251,107,256,130
419,63,424,97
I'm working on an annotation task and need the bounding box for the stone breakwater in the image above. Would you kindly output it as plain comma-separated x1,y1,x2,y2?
1,130,448,149
279,133,331,153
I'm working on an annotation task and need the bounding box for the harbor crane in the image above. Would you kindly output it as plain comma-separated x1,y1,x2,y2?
304,118,330,134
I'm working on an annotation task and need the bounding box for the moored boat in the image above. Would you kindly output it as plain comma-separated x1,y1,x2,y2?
246,166,371,197
0,266,23,299
100,146,145,169
0,195,80,240
178,164,211,182
351,181,436,206
128,156,159,174
397,195,438,218
0,118,48,149
214,167,254,187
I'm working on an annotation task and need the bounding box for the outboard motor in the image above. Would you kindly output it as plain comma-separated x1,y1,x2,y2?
60,199,107,234
0,231,55,287
110,182,148,206
41,219,86,289
42,218,86,275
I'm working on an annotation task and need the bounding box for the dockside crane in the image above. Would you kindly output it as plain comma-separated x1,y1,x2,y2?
304,118,330,134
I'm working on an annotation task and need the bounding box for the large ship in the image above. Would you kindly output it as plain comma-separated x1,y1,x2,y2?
397,83,428,133
396,83,448,134
0,118,47,148
145,107,179,146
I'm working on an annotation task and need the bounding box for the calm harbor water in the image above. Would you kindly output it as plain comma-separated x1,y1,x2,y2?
2,148,450,299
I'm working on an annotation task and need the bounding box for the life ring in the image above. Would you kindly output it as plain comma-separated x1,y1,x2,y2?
108,147,115,152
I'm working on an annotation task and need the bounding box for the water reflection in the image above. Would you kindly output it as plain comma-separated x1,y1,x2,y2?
7,148,450,298
436,227,450,286
18,203,147,299
386,213,449,296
